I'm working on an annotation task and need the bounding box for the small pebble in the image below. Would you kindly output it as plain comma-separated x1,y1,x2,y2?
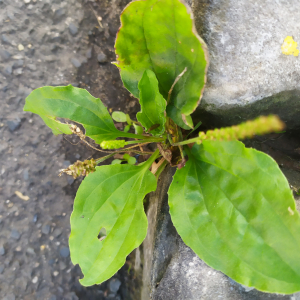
67,177,74,185
0,49,11,60
33,214,38,223
86,48,92,59
7,118,21,132
53,8,66,20
59,261,66,270
27,64,36,71
97,52,107,63
26,247,35,255
42,224,51,235
23,170,29,181
24,0,31,3
53,271,59,277
1,34,10,44
0,264,5,274
15,246,22,252
5,65,12,74
13,59,24,68
0,246,5,256
69,23,78,36
109,278,121,293
59,246,70,258
40,245,46,251
11,229,21,240
53,228,63,238
48,259,55,266
3,294,15,300
71,58,81,68
32,276,38,284
18,44,24,51
13,68,23,75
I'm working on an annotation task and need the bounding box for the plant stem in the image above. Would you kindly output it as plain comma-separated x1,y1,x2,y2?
95,153,116,164
120,132,153,140
172,137,202,146
95,146,154,165
126,138,164,145
155,159,169,179
144,149,160,169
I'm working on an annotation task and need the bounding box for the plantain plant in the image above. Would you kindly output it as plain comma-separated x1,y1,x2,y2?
23,0,300,294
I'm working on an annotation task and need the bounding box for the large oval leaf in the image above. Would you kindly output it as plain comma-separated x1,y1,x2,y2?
24,85,138,143
168,141,300,294
137,69,166,136
115,0,208,129
69,160,157,286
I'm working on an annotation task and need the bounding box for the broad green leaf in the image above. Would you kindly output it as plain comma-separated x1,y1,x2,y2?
168,141,300,294
24,85,138,143
40,115,72,135
136,70,166,135
115,0,208,128
69,158,157,286
112,111,127,122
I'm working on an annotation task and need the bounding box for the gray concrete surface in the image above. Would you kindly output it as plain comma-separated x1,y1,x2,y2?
192,0,300,129
0,0,135,299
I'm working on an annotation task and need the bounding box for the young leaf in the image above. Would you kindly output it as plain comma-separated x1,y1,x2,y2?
133,124,144,135
24,85,140,143
69,158,157,286
168,141,300,294
136,69,166,136
112,111,127,123
128,157,136,165
124,124,131,133
115,0,209,128
111,159,122,165
185,120,202,139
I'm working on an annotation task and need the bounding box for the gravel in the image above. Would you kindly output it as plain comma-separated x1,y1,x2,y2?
0,0,138,299
0,49,11,60
71,58,81,68
10,229,21,240
41,224,51,235
7,118,21,132
109,278,122,293
97,52,108,63
69,23,78,36
59,246,70,258
0,246,5,256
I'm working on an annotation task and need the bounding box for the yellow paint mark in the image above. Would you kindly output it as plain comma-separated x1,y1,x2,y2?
288,206,294,215
281,36,299,57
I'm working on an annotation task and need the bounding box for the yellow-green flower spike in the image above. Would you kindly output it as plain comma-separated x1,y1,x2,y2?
100,140,127,149
59,159,97,179
198,115,285,143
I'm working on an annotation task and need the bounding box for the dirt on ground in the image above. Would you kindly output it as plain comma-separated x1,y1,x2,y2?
0,0,140,299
